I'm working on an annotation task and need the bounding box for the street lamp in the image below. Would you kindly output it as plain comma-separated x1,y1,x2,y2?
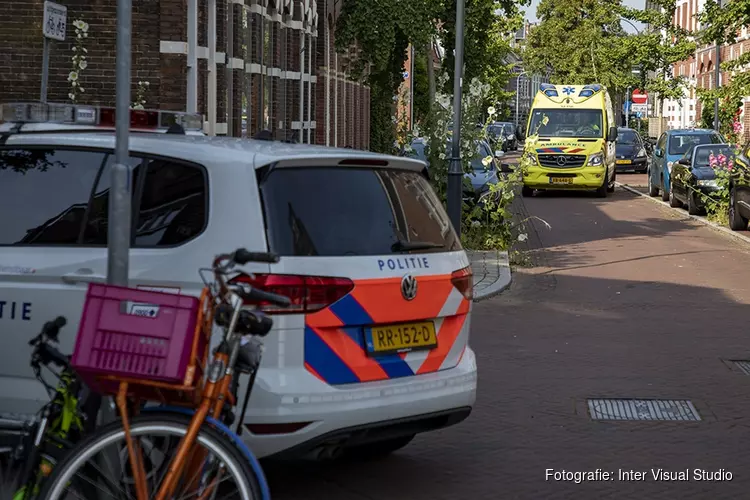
447,0,466,237
515,70,528,129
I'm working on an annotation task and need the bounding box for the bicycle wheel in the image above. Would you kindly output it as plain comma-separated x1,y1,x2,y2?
37,412,267,500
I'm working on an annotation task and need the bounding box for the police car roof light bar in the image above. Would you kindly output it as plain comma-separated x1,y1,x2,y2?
0,102,203,131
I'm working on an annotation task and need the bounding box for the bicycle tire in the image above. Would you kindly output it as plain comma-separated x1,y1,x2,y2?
37,412,267,500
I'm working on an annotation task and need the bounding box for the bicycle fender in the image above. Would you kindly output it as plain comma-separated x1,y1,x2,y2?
141,406,271,500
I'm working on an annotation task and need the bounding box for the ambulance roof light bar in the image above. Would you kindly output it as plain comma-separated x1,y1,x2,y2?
0,102,203,132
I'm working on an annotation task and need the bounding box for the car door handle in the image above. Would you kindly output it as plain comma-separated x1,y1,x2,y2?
62,269,107,285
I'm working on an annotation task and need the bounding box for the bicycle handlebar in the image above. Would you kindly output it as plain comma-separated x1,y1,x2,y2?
238,287,291,308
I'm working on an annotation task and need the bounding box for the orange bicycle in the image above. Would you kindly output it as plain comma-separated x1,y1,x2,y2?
37,248,290,500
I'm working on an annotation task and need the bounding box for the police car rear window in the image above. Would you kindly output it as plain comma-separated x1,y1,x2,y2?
259,167,461,256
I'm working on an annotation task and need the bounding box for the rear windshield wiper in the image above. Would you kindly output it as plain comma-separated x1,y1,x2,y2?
391,240,444,252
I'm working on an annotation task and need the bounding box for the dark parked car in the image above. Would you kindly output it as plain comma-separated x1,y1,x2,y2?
729,141,750,231
405,138,506,206
670,143,737,215
615,127,648,173
488,122,518,152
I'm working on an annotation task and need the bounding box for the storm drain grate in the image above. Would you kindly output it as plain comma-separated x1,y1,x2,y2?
732,361,750,376
587,399,701,422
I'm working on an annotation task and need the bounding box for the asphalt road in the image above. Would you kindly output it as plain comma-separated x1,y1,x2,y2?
267,165,750,499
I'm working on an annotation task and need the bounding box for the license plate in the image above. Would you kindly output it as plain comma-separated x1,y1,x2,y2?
549,177,573,185
365,321,437,355
616,159,632,164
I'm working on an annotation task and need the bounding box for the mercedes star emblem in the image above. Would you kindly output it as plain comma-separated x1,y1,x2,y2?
401,274,418,301
556,155,567,166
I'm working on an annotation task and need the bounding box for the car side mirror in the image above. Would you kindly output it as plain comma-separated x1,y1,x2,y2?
677,158,690,166
499,162,513,173
607,126,618,142
654,148,663,158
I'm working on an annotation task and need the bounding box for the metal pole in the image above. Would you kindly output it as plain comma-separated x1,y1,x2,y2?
625,86,631,128
40,37,50,103
227,0,234,136
714,42,720,131
108,0,132,286
187,0,198,113
207,0,217,136
334,53,338,147
448,0,466,237
426,40,435,106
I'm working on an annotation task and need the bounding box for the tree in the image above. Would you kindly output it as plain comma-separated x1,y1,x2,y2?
440,0,529,109
696,0,750,139
524,0,695,100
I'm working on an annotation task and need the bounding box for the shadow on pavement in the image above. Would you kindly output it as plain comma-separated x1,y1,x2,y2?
261,270,750,500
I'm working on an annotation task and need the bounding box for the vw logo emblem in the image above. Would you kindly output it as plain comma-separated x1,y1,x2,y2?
401,274,418,301
556,155,567,166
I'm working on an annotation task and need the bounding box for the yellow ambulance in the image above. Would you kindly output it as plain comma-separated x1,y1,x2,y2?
520,83,618,198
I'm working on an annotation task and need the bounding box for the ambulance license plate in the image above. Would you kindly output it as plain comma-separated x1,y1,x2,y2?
549,177,573,185
365,321,437,355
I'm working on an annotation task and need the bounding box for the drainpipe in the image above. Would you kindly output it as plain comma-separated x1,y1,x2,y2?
187,0,198,113
226,0,234,136
334,53,338,147
307,32,313,143
299,31,305,141
325,20,330,146
207,0,217,136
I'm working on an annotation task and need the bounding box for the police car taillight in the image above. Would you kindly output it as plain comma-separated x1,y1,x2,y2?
451,266,473,301
230,273,355,314
0,102,203,132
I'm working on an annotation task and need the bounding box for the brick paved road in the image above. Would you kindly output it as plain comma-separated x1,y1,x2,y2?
266,181,750,499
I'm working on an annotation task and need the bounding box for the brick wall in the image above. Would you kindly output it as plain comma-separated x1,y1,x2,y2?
0,0,371,149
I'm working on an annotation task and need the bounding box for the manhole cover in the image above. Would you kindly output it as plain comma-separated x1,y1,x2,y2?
587,399,701,421
732,360,750,376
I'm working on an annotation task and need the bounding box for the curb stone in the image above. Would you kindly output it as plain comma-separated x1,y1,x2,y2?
467,250,512,302
616,182,750,247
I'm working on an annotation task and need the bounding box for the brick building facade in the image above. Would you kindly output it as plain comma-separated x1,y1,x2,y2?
658,0,750,142
0,0,370,149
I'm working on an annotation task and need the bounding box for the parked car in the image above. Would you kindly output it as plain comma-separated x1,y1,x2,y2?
647,129,724,202
670,143,737,214
0,102,478,461
406,138,506,206
729,141,750,231
488,122,518,152
615,127,648,173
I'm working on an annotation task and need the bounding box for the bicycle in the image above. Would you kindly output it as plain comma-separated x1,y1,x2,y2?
10,317,99,500
37,248,290,500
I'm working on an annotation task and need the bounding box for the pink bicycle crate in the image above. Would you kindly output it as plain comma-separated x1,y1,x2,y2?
71,283,202,392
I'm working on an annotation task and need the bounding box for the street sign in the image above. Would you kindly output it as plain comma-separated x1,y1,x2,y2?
623,101,632,114
42,1,67,41
632,103,648,114
402,71,409,80
635,111,644,119
631,89,648,105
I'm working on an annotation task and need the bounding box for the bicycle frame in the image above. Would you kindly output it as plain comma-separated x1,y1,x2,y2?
14,370,84,500
115,252,272,500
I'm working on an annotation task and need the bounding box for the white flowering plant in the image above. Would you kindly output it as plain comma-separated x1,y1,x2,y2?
399,74,530,251
132,81,151,110
68,19,89,103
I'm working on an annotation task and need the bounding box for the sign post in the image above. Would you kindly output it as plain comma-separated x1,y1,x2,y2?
41,1,67,103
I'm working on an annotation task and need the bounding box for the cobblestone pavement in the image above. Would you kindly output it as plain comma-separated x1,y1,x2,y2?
266,174,750,499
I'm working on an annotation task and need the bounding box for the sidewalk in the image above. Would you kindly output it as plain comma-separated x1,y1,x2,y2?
468,250,512,301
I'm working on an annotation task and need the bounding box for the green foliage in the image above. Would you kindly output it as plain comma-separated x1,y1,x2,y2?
697,0,750,46
440,0,529,108
412,52,431,125
525,0,695,99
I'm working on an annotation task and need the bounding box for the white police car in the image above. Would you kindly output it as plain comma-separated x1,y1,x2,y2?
0,102,477,459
